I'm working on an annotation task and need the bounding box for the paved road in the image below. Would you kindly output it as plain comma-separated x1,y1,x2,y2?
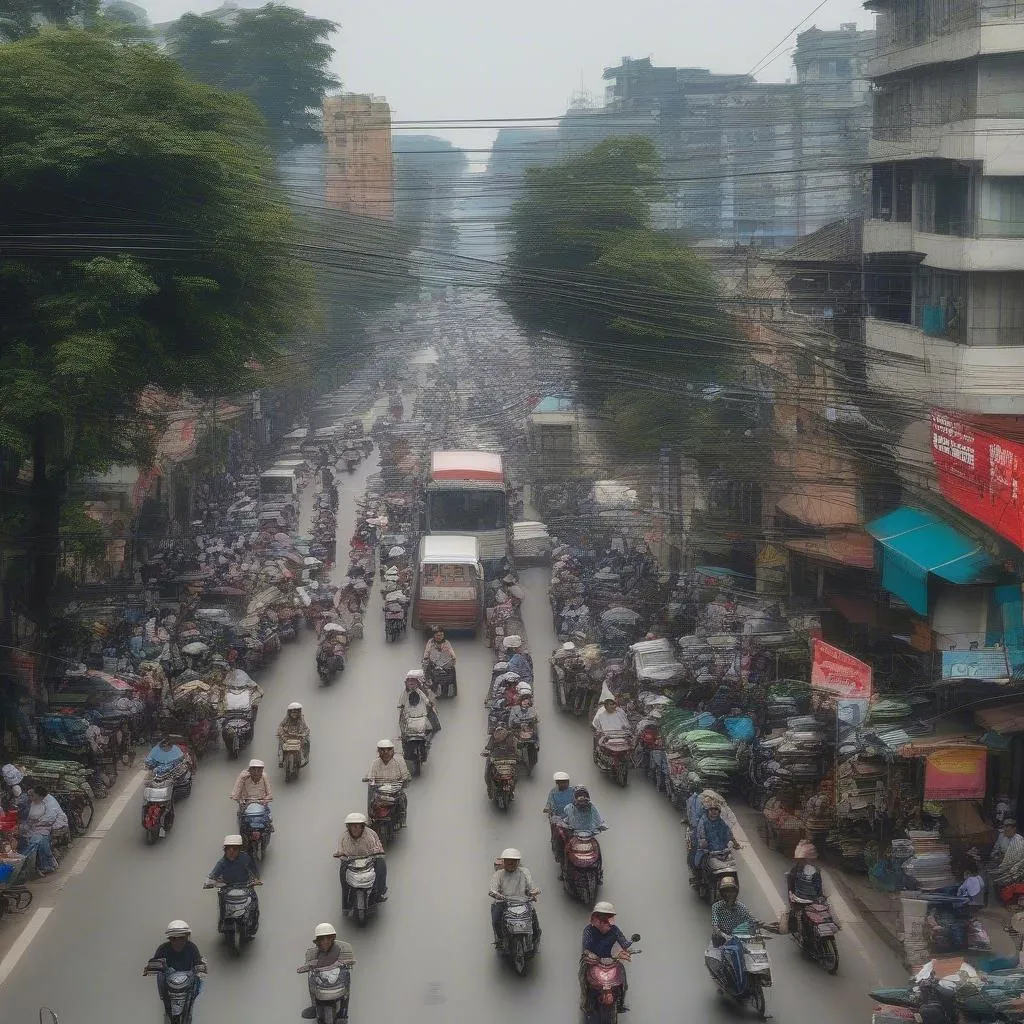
0,448,902,1023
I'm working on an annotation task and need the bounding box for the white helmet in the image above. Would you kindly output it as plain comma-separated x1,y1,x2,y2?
516,682,533,695
553,771,571,782
562,641,576,651
248,758,265,769
593,901,616,915
404,669,425,681
313,922,337,939
287,702,303,711
376,738,394,750
503,635,523,650
345,812,368,825
224,834,244,847
165,920,191,937
500,847,522,860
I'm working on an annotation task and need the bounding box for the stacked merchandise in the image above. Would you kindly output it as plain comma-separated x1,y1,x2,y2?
658,710,741,798
765,680,811,729
902,830,956,891
758,715,832,789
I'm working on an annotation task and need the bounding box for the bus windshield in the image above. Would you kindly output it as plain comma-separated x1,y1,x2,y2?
427,489,506,532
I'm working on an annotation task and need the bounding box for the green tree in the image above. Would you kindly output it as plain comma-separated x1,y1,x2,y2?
502,137,740,459
167,4,339,147
0,0,97,40
0,30,309,631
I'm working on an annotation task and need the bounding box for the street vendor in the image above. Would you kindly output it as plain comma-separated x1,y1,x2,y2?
992,818,1024,902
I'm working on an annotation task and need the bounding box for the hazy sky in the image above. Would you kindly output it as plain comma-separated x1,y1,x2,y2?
142,0,871,153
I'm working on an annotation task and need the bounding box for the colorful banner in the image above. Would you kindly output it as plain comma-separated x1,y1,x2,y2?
931,409,1024,549
810,638,872,699
924,747,987,801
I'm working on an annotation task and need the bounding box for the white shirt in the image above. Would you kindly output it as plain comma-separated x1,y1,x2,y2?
489,865,536,900
592,707,630,734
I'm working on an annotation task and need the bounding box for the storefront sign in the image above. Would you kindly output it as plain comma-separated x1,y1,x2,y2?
924,747,987,801
941,648,1009,681
810,639,872,699
931,410,1024,549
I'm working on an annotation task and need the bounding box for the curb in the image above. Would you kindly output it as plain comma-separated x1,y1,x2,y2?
828,868,906,962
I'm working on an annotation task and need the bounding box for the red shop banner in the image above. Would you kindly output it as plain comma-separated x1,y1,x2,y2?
924,746,987,801
810,638,872,699
931,409,1024,549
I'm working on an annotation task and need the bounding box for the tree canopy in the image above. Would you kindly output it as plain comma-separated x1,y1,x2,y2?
502,137,742,459
0,0,97,40
0,29,310,627
166,4,339,147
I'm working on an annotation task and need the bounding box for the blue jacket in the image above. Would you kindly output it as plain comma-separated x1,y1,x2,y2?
696,816,733,852
506,652,533,683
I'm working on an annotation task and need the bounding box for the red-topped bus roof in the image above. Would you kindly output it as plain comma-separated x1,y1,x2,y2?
430,450,504,482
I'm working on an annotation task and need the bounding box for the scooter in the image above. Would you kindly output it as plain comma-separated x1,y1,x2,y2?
316,641,346,685
583,938,642,1024
696,849,740,905
516,723,539,775
221,711,254,760
594,730,632,787
562,829,602,905
144,958,203,1024
281,736,305,783
424,661,457,699
205,879,260,955
299,960,353,1024
494,897,539,976
704,921,772,1019
790,895,840,973
400,715,431,777
341,856,382,926
384,603,407,642
141,780,174,845
239,802,272,861
366,782,404,846
489,758,518,811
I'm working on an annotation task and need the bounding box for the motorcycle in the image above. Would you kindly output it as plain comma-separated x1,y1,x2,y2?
277,606,299,642
316,640,346,685
489,758,518,811
516,723,539,775
704,921,772,1019
790,895,840,973
494,897,539,976
205,879,260,955
239,802,272,861
301,960,353,1024
594,730,632,787
342,855,382,926
220,710,254,760
696,849,740,905
281,736,304,783
366,782,404,846
562,829,602,905
141,779,174,845
400,714,431,777
384,602,407,642
583,938,642,1024
144,958,203,1024
424,661,457,699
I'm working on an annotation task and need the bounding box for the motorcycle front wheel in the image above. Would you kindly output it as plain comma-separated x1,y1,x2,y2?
495,789,508,812
354,892,367,927
513,937,528,976
410,754,421,778
614,762,629,788
320,1005,335,1024
230,927,243,955
251,840,263,862
750,981,766,1019
820,936,839,974
146,826,159,846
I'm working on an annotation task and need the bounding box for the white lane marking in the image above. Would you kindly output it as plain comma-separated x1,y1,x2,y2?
67,769,146,879
731,821,786,916
0,907,52,986
819,867,870,960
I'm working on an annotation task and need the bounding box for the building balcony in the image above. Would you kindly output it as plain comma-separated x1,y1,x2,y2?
869,118,1024,174
864,219,1024,271
866,317,1024,414
868,20,1024,77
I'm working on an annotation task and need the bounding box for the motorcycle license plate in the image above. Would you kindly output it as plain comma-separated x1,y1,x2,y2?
816,923,838,935
250,831,261,840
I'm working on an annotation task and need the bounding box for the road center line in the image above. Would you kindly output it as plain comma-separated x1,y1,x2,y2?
0,907,52,987
732,821,786,917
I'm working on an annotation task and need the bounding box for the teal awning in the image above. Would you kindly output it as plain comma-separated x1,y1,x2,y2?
865,507,999,614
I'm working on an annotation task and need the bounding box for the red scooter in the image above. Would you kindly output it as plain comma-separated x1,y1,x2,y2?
583,938,642,1024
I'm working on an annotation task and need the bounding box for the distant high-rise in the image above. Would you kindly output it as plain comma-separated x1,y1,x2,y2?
323,94,395,220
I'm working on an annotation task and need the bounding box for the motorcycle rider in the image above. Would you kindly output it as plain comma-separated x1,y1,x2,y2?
146,920,206,1010
692,802,738,879
422,626,456,687
398,669,441,734
276,702,311,767
145,735,185,770
711,876,755,945
502,635,534,684
208,834,261,932
787,839,825,943
297,923,355,1020
488,847,541,945
508,691,539,734
591,695,631,755
364,739,410,825
557,787,607,881
481,725,518,800
580,901,634,1013
231,759,273,830
333,811,388,906
543,771,576,819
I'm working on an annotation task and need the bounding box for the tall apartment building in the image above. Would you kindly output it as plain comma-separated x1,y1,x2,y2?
323,94,394,220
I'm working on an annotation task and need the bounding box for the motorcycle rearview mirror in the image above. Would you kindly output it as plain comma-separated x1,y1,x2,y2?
40,1010,60,1024
630,933,641,942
